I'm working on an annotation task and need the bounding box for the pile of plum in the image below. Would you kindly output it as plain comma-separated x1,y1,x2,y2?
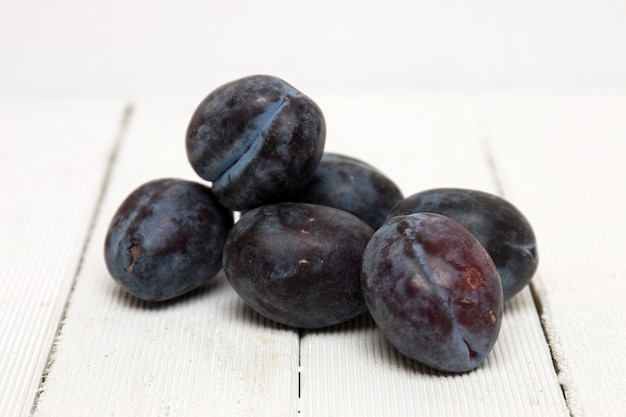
104,75,538,373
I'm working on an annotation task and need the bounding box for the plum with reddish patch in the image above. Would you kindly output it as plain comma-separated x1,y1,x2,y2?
361,212,503,373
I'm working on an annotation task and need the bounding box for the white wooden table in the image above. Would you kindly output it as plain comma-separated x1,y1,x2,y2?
1,89,625,416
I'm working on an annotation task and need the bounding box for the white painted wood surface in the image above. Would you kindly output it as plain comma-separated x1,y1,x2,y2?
0,98,126,417
2,90,625,416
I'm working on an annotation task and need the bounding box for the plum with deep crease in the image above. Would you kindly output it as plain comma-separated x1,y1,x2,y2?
186,74,326,211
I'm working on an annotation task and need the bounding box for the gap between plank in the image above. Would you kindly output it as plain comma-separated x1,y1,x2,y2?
297,328,303,414
528,282,573,415
482,140,574,417
29,103,134,416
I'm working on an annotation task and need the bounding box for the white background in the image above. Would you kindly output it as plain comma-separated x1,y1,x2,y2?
2,0,626,97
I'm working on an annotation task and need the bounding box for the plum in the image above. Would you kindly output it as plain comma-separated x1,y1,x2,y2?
361,212,503,373
289,153,403,230
104,178,233,302
223,202,374,329
186,74,326,211
388,188,538,300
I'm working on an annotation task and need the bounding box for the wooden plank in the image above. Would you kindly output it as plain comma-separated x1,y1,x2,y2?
477,90,626,417
0,98,126,416
300,92,570,416
31,99,299,416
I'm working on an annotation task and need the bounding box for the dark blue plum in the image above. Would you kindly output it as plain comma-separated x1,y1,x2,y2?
289,153,403,230
388,188,538,301
186,75,326,211
361,213,503,373
223,202,374,329
104,178,233,302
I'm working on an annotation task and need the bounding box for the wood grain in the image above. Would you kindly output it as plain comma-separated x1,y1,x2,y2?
0,98,125,417
4,91,623,416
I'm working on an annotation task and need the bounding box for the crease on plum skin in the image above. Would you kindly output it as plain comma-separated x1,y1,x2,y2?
213,93,295,188
379,219,449,328
197,91,287,181
463,338,478,360
395,217,450,307
442,320,483,371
